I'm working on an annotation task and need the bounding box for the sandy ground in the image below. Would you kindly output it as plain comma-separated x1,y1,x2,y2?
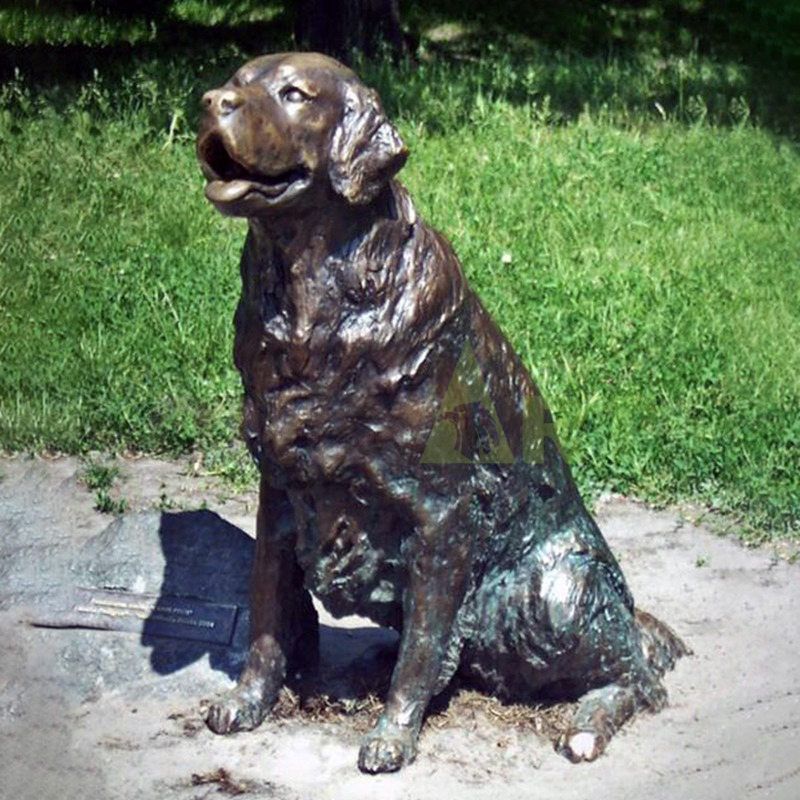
0,454,798,800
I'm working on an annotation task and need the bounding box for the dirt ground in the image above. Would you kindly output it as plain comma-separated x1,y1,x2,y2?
1,454,798,800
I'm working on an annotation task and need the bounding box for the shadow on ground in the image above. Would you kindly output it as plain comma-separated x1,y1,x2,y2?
145,510,400,702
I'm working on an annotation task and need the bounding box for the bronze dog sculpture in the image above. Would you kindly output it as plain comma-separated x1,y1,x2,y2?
197,52,688,773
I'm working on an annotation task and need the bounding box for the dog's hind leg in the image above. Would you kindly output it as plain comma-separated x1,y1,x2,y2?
558,678,665,762
206,479,318,734
543,562,677,763
465,513,687,763
556,606,691,761
556,600,689,763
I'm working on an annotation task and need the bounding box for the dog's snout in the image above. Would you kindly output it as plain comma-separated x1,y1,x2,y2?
202,88,244,117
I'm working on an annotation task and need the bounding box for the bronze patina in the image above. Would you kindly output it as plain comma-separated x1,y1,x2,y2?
196,52,688,773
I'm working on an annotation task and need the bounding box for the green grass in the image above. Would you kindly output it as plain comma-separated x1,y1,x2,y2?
1,8,799,538
402,110,800,537
81,459,129,514
82,461,121,492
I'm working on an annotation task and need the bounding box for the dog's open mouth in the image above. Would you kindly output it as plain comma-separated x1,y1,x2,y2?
199,132,309,204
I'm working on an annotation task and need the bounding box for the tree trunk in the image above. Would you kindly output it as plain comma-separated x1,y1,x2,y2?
294,0,407,62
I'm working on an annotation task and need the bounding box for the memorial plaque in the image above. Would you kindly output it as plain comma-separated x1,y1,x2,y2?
29,587,239,646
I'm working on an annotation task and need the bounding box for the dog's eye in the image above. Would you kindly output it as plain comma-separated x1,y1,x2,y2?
282,87,309,104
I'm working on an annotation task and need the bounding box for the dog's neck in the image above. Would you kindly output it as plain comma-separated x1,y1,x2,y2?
248,191,384,270
244,187,402,352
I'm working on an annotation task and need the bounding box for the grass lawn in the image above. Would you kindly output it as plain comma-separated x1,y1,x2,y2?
1,3,798,538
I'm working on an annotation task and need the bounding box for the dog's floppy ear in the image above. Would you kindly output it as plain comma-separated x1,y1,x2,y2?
329,82,408,205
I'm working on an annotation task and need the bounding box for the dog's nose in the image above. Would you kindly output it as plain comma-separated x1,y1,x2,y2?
202,88,244,117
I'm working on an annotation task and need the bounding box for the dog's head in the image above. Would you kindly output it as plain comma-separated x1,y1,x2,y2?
197,52,408,218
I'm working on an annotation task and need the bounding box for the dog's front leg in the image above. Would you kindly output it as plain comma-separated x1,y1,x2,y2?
206,479,318,734
358,514,471,773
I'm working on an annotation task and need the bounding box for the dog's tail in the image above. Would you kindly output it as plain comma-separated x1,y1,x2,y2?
635,608,691,675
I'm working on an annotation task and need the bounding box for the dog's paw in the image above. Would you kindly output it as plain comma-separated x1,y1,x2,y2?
205,683,270,735
357,720,418,774
558,730,605,763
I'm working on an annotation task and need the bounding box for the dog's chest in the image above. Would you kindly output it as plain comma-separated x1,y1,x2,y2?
290,482,406,628
234,246,419,473
239,247,386,372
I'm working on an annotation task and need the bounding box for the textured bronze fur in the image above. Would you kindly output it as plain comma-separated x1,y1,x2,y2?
197,52,688,773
